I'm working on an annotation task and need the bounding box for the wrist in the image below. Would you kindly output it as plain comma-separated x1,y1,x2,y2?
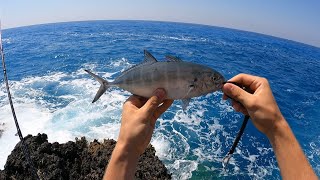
112,141,140,162
117,133,146,156
266,116,289,143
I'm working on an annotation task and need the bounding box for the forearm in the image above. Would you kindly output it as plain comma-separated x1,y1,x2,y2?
103,142,140,180
268,118,317,180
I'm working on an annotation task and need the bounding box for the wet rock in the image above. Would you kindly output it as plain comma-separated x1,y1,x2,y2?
0,133,171,180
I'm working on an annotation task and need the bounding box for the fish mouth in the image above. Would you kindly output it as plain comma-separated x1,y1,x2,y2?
218,76,226,90
217,83,224,90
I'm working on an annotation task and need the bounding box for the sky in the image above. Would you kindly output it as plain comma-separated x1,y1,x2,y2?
0,0,319,47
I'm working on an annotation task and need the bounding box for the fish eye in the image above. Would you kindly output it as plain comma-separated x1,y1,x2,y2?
211,76,216,81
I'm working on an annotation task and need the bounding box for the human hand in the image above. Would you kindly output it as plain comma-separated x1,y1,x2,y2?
104,89,173,179
222,74,284,137
117,89,174,157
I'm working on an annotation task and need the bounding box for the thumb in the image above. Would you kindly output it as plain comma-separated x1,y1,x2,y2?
141,89,166,116
222,83,251,106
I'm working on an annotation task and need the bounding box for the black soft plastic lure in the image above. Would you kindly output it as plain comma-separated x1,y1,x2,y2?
222,81,251,168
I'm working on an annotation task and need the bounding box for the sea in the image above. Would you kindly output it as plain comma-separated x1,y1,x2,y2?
0,20,319,179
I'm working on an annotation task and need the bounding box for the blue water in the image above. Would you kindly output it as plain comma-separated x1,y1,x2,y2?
0,20,319,179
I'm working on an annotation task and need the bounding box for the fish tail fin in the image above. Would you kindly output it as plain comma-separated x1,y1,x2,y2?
85,69,110,103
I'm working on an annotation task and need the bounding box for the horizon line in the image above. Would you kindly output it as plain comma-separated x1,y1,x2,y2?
2,19,320,49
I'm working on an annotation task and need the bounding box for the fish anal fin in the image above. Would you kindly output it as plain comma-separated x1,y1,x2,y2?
181,98,191,111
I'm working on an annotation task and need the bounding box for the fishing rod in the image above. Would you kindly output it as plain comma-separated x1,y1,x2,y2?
0,21,41,180
222,81,250,168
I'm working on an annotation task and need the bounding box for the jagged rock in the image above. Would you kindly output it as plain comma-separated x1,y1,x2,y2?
0,133,171,180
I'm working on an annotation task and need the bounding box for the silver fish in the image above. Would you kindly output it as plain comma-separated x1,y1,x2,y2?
85,50,225,109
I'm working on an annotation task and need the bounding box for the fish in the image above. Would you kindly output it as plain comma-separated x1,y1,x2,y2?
85,50,225,109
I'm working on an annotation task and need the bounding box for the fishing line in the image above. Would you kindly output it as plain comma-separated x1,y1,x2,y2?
0,21,41,180
221,81,250,168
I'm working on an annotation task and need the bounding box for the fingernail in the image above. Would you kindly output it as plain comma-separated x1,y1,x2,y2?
154,89,166,100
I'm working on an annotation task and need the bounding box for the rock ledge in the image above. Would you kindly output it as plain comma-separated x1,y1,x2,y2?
0,133,171,180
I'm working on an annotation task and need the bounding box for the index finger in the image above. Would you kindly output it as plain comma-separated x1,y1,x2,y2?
153,99,174,120
124,95,147,109
228,73,261,92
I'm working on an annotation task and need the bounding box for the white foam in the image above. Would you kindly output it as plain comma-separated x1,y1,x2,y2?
151,131,171,160
2,38,11,44
0,101,52,168
168,160,198,180
110,57,131,68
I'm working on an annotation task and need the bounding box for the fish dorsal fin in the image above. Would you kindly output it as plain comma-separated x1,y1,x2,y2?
144,50,158,63
165,55,183,62
120,50,157,76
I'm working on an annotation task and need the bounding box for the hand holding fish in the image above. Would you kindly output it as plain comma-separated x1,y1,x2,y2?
118,89,173,156
222,73,317,180
104,89,173,180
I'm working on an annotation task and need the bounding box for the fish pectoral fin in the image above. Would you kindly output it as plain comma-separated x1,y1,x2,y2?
181,98,191,111
144,50,158,63
181,84,195,110
165,55,183,62
186,84,195,96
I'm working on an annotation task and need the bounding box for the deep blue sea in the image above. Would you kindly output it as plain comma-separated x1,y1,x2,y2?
0,21,319,179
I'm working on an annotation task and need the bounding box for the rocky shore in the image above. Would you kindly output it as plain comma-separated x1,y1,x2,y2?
0,133,171,180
